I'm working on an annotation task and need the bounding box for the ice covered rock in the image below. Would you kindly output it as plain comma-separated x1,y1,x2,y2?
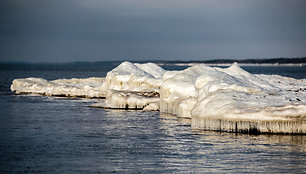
11,77,105,98
101,61,165,93
92,90,160,111
100,62,165,110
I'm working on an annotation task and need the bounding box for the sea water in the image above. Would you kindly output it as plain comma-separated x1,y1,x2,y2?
0,63,305,173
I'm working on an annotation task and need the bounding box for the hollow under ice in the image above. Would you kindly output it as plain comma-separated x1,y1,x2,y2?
11,61,306,134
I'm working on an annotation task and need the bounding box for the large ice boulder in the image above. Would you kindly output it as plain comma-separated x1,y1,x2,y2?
160,64,214,116
101,61,165,93
97,62,166,110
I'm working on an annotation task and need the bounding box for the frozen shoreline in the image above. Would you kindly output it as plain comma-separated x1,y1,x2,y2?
11,77,105,98
10,62,306,134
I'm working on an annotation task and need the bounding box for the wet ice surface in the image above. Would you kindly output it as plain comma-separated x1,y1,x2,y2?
0,94,305,173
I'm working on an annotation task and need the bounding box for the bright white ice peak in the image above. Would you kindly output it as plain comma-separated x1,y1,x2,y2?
101,61,165,93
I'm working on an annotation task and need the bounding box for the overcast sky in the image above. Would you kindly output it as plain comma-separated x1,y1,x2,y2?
0,0,306,62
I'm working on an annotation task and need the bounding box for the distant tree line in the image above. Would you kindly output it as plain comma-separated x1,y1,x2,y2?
157,57,306,64
1,57,305,65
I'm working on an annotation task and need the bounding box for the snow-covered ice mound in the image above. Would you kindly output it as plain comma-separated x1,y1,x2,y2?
101,61,165,92
11,77,105,98
96,62,165,110
160,63,277,117
161,63,306,134
160,64,212,116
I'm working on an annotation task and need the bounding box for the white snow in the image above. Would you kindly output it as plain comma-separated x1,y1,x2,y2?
11,77,105,98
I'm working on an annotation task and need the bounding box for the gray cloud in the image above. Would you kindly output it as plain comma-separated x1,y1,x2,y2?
0,0,306,62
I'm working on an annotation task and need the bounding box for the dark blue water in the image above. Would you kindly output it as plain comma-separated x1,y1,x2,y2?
0,63,305,173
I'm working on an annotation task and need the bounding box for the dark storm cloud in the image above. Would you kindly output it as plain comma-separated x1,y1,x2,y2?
0,0,306,62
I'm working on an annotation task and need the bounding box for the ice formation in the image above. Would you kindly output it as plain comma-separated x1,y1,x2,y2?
101,90,160,110
10,62,165,110
160,63,306,134
10,61,306,133
101,61,165,92
160,64,213,116
98,62,165,110
11,77,105,98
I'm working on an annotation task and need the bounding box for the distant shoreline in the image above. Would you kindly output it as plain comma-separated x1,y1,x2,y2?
157,63,306,67
1,57,305,66
155,57,306,67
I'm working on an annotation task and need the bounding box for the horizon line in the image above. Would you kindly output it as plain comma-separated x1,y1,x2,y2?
0,57,305,64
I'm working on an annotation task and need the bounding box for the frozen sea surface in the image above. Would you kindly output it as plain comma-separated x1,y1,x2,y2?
0,63,306,173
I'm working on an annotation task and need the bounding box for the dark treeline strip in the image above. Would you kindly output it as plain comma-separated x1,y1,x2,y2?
1,57,305,66
154,57,306,65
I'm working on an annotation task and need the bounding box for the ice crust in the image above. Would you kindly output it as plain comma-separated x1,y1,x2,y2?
11,77,105,98
10,62,306,133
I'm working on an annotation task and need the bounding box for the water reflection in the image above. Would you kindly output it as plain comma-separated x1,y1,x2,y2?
1,94,305,173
